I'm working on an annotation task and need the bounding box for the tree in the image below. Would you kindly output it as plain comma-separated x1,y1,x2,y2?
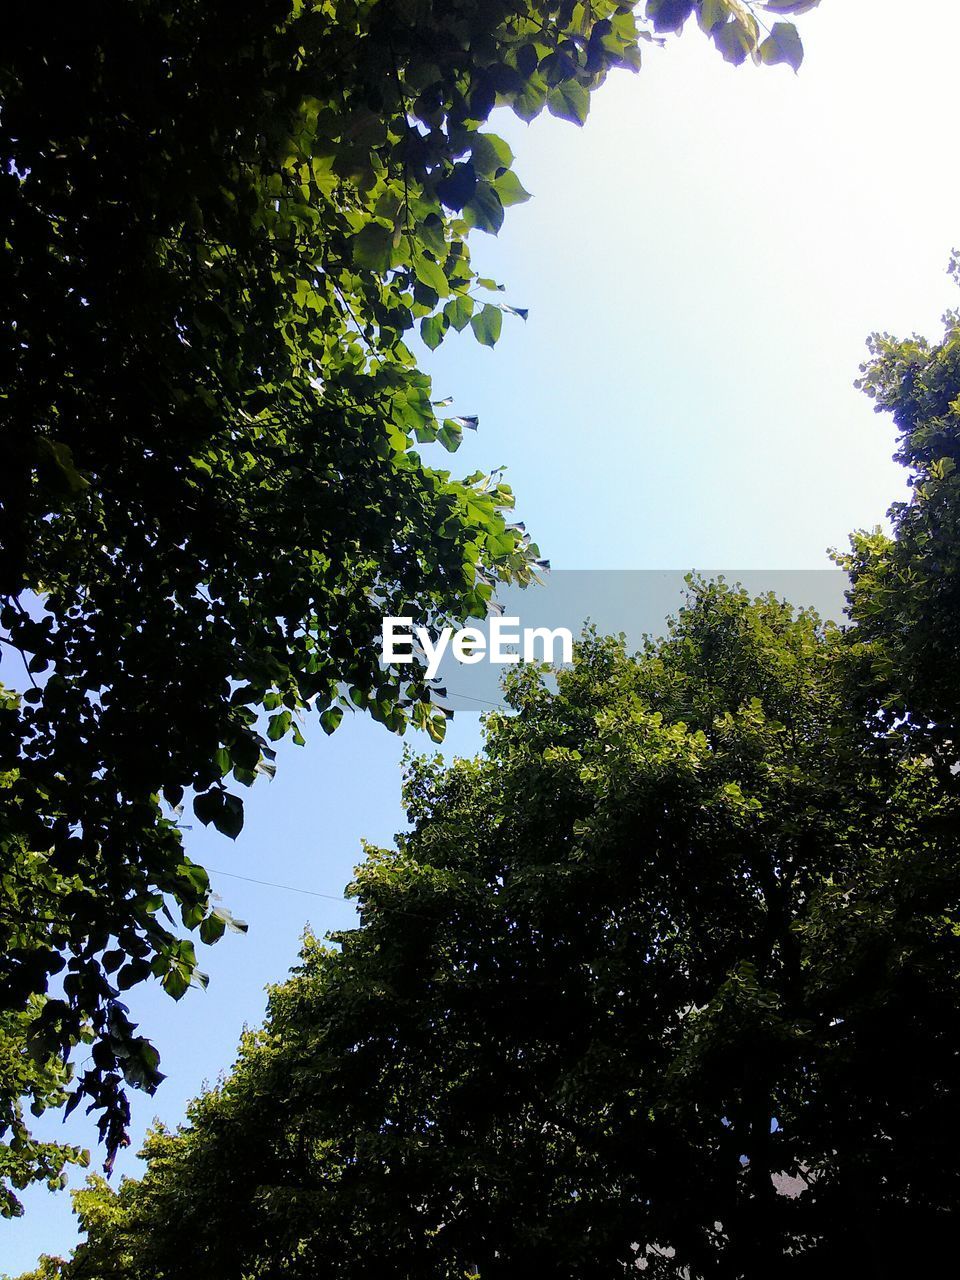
0,0,821,1205
39,577,960,1278
841,251,960,769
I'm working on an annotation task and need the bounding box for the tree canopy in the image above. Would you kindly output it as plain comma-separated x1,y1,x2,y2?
841,249,960,769
29,573,960,1278
0,0,821,1209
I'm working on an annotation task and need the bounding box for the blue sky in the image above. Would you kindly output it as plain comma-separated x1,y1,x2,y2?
6,0,960,1269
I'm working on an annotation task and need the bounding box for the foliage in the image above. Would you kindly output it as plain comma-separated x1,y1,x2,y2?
1,1259,68,1280
0,1002,89,1219
650,0,819,70
840,253,960,768
39,580,960,1277
0,0,819,1190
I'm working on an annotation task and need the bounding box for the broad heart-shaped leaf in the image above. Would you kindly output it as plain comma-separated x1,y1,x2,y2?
714,18,755,65
463,182,504,235
192,789,244,839
514,73,547,123
438,419,463,452
492,170,531,208
420,313,446,350
444,295,474,332
470,132,514,176
470,303,502,348
267,709,291,741
217,793,244,840
436,161,477,211
759,21,804,71
546,80,590,126
199,913,227,945
320,705,343,735
646,0,695,35
193,789,223,828
413,254,450,297
161,964,190,1001
351,222,392,272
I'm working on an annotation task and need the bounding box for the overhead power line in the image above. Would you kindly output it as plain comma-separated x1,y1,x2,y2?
206,867,354,904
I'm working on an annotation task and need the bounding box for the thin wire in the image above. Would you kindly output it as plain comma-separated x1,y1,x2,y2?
205,867,469,926
443,689,502,708
206,867,354,903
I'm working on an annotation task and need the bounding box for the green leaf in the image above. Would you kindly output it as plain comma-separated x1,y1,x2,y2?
546,80,590,126
714,19,755,65
412,214,444,262
181,900,205,929
192,789,243,839
438,419,463,452
351,222,393,272
514,74,547,123
116,959,152,992
420,313,446,350
413,254,450,297
320,706,344,735
425,713,447,743
121,1040,165,1093
492,170,531,208
193,790,223,828
267,710,292,741
215,793,244,840
161,967,190,1001
470,304,503,348
436,162,477,211
759,22,804,71
199,913,227,945
470,133,514,176
463,183,505,235
647,0,696,33
443,295,474,332
177,860,210,896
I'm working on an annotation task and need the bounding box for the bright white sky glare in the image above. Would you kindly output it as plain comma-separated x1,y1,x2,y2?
5,0,960,1269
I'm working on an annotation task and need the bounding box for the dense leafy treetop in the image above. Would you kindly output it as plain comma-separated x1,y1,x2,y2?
842,254,960,767
33,578,960,1278
0,0,820,1204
